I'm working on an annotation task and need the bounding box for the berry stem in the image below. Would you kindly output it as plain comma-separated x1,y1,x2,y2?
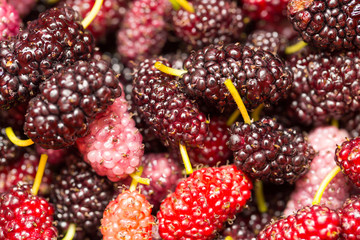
224,79,251,124
251,104,264,122
5,127,34,147
255,180,268,213
331,119,339,128
129,166,150,192
225,237,234,240
31,154,48,196
179,143,193,174
227,109,241,126
169,0,181,10
45,0,61,4
285,40,308,55
174,0,195,13
154,62,188,77
81,0,104,29
312,166,341,205
62,223,76,240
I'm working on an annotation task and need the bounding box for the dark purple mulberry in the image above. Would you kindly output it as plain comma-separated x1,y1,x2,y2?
286,47,360,126
24,60,122,149
287,0,360,52
171,0,245,49
51,153,114,239
182,43,293,112
0,6,95,110
227,117,315,184
132,58,209,148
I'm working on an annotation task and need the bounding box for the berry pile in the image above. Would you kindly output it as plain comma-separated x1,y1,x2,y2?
1,0,360,239
24,60,121,149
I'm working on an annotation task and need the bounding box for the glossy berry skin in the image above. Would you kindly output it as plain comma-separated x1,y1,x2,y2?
51,154,114,237
182,43,293,112
338,195,360,240
0,184,57,240
287,0,360,52
24,60,122,149
101,190,154,240
132,58,208,148
335,137,360,187
171,0,245,49
157,165,252,240
0,1,20,40
287,48,360,126
257,205,341,240
76,90,143,182
0,6,94,110
228,117,315,184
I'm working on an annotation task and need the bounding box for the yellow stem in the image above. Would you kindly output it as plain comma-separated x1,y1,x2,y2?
5,127,34,147
129,166,150,192
243,17,251,24
251,104,264,122
312,166,341,205
62,223,76,240
227,109,241,126
331,119,339,128
45,0,61,4
179,143,193,174
285,40,308,55
174,0,195,13
169,0,181,10
31,154,48,196
255,180,268,213
154,62,188,77
81,0,104,29
224,79,251,124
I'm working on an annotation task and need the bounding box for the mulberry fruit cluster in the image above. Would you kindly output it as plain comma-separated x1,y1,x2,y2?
24,60,121,149
0,6,95,110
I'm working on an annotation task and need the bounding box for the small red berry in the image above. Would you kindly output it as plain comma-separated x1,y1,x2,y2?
157,165,252,240
101,190,154,240
0,184,57,239
258,205,341,240
335,137,360,187
338,195,360,240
